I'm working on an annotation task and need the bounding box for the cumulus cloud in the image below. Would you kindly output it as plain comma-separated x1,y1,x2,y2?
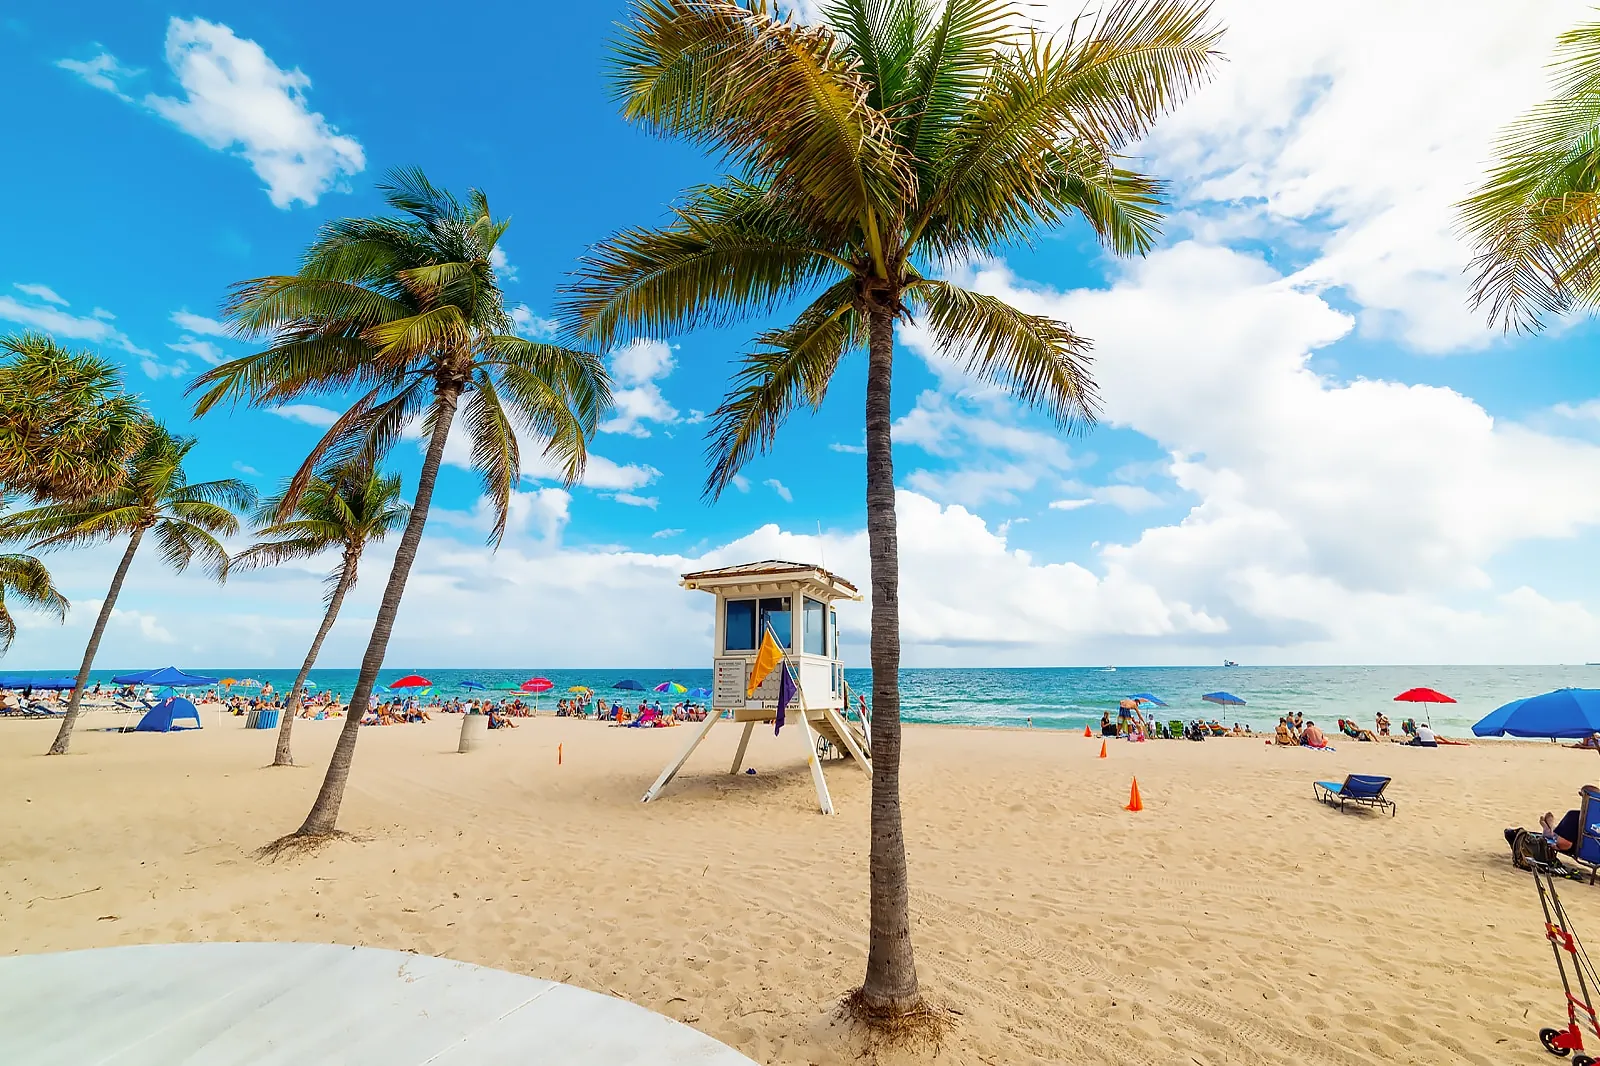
764,478,793,503
601,339,680,437
0,287,152,357
167,336,224,365
14,283,67,306
1034,0,1594,352
510,304,559,340
170,310,229,336
61,19,364,208
269,404,341,427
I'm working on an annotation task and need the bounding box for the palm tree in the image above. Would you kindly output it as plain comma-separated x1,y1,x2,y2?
1461,16,1600,332
562,0,1221,1019
0,534,69,654
231,460,409,767
0,425,254,754
189,168,610,842
0,332,148,502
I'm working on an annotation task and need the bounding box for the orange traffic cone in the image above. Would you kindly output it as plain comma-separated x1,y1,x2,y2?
1098,740,1107,759
1084,726,1093,738
1125,777,1143,812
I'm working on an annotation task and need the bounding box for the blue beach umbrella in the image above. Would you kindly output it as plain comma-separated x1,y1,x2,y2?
460,680,486,691
1202,691,1246,706
686,687,711,701
613,679,645,691
1129,693,1168,707
1473,688,1600,739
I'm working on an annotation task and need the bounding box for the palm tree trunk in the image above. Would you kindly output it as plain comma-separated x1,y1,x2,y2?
295,387,459,836
49,527,144,756
859,303,920,1012
272,554,356,767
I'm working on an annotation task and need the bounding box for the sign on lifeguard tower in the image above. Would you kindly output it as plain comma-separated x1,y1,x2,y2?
641,560,871,814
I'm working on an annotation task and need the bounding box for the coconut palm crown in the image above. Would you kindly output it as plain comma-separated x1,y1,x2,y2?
0,425,254,753
232,460,409,766
1461,16,1600,332
188,168,612,840
562,0,1222,1019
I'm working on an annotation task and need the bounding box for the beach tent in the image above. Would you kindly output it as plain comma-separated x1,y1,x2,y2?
134,696,202,732
1473,688,1600,739
111,667,219,687
0,675,77,690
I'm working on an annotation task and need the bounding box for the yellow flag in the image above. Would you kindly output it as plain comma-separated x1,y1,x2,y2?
747,627,784,697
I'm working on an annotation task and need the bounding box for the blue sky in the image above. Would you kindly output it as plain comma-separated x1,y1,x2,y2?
6,0,1600,669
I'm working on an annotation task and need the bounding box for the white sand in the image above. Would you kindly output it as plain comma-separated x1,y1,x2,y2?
0,710,1588,1065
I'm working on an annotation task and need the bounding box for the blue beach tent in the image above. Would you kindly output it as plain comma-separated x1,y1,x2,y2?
112,667,219,687
0,675,78,690
134,696,202,732
1473,688,1600,739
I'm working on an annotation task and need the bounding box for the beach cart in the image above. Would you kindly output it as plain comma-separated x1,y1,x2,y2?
1533,853,1600,1064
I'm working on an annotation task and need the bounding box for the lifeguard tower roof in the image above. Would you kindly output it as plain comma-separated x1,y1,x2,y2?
680,560,862,601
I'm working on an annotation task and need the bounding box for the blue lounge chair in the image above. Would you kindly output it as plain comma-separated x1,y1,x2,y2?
1557,793,1600,884
1313,774,1395,816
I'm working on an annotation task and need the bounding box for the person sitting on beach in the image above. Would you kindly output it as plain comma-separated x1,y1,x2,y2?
1507,785,1600,866
1274,718,1294,745
1101,711,1117,737
1570,733,1600,751
1301,721,1331,749
1339,718,1378,743
1407,721,1437,747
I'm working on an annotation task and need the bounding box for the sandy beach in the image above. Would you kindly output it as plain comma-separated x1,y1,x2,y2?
0,710,1589,1065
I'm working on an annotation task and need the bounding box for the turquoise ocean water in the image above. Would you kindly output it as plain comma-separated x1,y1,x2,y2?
46,664,1600,736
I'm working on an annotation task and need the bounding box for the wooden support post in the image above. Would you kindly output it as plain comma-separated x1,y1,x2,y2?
641,710,722,803
792,683,834,815
730,721,755,774
824,705,872,775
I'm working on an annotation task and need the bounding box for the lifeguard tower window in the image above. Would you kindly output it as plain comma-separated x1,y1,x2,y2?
804,597,827,655
724,597,792,651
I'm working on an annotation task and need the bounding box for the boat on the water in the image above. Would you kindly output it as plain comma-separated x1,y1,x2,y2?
1223,660,1239,667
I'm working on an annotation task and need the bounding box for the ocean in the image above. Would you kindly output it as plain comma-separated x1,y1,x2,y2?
52,664,1600,735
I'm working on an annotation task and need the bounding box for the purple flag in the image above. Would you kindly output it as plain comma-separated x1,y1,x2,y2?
775,663,796,734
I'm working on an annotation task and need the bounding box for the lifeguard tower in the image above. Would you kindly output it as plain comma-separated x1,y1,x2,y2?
641,560,872,814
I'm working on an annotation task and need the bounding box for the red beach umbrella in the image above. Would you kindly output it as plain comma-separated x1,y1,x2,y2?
520,678,554,693
1394,687,1456,704
389,674,433,689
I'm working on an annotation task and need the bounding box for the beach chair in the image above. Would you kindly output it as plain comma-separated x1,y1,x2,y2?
1168,719,1184,740
1313,774,1396,816
1560,793,1600,884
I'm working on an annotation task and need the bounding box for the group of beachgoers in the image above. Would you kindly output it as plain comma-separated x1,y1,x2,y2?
1098,706,1254,741
555,696,709,726
1272,711,1447,748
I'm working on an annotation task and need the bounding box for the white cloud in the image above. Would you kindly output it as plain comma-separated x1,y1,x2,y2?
14,283,67,306
167,336,224,365
0,290,152,357
763,478,793,503
922,244,1600,657
893,389,1075,506
1050,0,1594,352
510,304,558,340
171,310,229,336
140,356,189,380
491,246,518,285
829,441,866,454
652,528,685,539
66,20,364,208
1049,498,1095,511
232,461,261,477
57,52,139,100
601,339,680,437
611,493,660,509
731,475,751,493
269,404,341,427
1092,485,1165,513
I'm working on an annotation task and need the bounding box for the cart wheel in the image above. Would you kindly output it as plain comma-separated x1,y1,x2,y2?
1542,1027,1573,1056
1572,1055,1593,1066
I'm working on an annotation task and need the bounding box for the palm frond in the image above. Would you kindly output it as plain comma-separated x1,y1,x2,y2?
910,279,1098,427
561,179,851,348
0,551,69,655
462,371,522,545
485,338,610,487
613,0,915,233
153,518,231,582
1461,18,1600,331
704,278,860,498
